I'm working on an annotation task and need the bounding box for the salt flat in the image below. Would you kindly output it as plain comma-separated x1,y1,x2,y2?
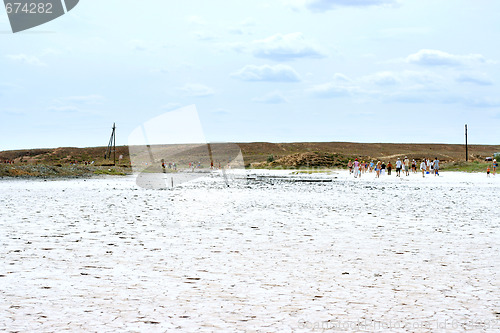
1,171,499,332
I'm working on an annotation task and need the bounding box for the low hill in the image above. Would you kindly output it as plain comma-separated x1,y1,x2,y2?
1,141,499,175
1,142,499,167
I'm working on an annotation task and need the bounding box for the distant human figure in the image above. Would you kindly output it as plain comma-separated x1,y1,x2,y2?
412,159,417,173
493,159,497,175
395,158,402,177
381,162,386,176
404,156,410,176
420,159,426,178
353,158,359,178
487,166,491,177
375,161,381,178
387,161,392,175
348,160,353,174
369,160,374,173
426,158,431,174
433,157,440,176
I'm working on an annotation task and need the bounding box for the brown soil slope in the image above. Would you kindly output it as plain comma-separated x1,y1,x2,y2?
1,142,498,168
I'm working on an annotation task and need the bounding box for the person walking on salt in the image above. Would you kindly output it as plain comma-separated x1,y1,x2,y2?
395,158,402,177
353,158,359,178
404,156,410,176
433,157,440,176
420,159,427,178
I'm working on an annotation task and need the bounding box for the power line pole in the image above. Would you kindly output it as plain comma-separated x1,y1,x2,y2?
465,124,468,162
105,123,116,166
113,123,116,166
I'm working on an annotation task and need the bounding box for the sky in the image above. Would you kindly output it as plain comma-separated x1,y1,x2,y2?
1,0,499,150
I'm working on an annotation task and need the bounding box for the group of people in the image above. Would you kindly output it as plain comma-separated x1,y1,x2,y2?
161,161,178,170
1,159,15,164
487,159,498,177
348,157,441,178
160,159,235,173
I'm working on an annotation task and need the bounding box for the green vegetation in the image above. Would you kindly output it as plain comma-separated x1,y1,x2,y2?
441,161,493,173
267,155,275,163
94,168,127,176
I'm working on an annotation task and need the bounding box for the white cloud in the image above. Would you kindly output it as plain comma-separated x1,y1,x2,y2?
308,73,361,98
186,15,205,25
40,48,63,57
363,71,400,86
309,71,445,100
60,95,105,104
253,91,289,104
193,31,218,41
252,33,325,61
286,0,398,12
47,106,80,113
363,70,439,85
6,54,46,67
462,97,500,108
228,18,257,35
211,108,231,115
228,28,245,35
240,18,257,27
386,92,430,104
161,103,182,111
308,82,360,98
48,95,105,114
406,49,486,67
179,83,215,97
456,73,493,86
129,39,149,51
332,73,352,82
231,64,301,82
0,82,21,95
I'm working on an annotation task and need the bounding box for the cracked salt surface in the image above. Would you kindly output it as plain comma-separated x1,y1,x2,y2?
0,171,499,332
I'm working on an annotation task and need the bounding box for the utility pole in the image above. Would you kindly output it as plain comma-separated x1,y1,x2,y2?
113,123,116,166
465,124,468,162
105,123,116,166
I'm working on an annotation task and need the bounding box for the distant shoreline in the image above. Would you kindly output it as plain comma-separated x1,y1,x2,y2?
0,162,495,179
1,142,498,178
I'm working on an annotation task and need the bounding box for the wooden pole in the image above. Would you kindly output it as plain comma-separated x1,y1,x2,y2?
465,124,468,162
113,123,116,166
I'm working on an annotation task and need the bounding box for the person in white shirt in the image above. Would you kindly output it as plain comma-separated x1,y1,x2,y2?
420,159,427,178
395,158,402,177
